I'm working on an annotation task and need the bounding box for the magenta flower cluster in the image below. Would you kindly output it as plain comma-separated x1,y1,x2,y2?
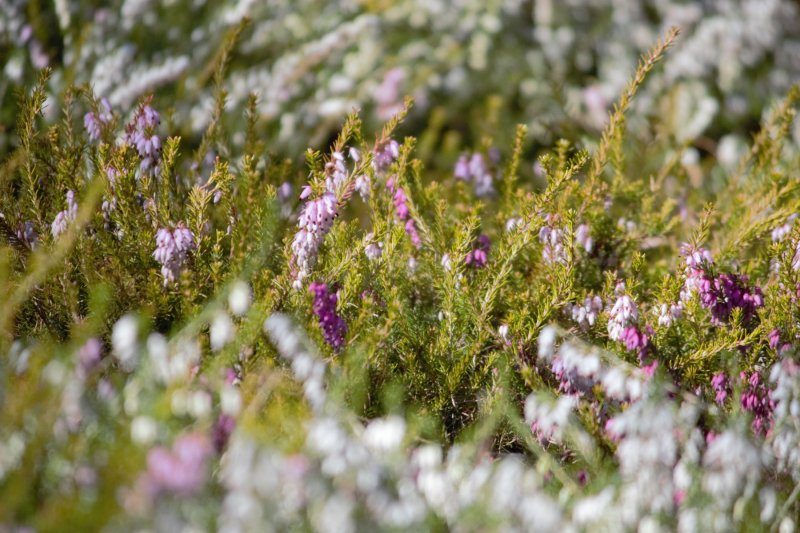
124,103,161,175
309,282,348,352
153,224,195,285
386,176,421,249
739,371,775,436
465,234,491,268
681,245,763,326
83,98,112,142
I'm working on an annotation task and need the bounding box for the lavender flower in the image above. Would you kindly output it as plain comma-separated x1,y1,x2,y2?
83,98,112,142
309,282,347,352
51,190,78,238
152,224,195,286
291,192,338,289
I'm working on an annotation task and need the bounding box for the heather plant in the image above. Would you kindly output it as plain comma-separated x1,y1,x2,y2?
2,20,800,533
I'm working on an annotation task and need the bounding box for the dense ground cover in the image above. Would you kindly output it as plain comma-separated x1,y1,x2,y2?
2,2,800,531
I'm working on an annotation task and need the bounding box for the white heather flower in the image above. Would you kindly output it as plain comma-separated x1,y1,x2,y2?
538,325,558,360
702,429,762,507
570,295,603,329
441,253,452,272
363,416,406,453
498,324,509,342
505,217,523,232
354,174,371,201
210,311,235,351
364,233,383,261
654,302,683,328
220,385,242,416
131,415,157,445
50,190,78,237
575,223,593,253
228,280,252,317
607,294,638,342
112,314,139,370
291,191,338,289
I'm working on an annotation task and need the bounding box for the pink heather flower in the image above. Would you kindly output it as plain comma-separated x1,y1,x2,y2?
124,102,161,175
309,282,348,352
83,98,112,142
373,139,400,174
465,234,491,268
153,224,195,286
51,190,78,238
291,192,338,289
538,224,566,265
145,432,211,495
620,326,648,353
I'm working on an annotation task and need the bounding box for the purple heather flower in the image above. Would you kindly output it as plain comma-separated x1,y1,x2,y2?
354,174,371,201
145,432,211,495
124,102,161,175
711,372,729,405
153,224,195,286
83,98,112,142
51,190,78,238
291,192,338,289
372,139,400,174
309,282,348,352
465,234,491,268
